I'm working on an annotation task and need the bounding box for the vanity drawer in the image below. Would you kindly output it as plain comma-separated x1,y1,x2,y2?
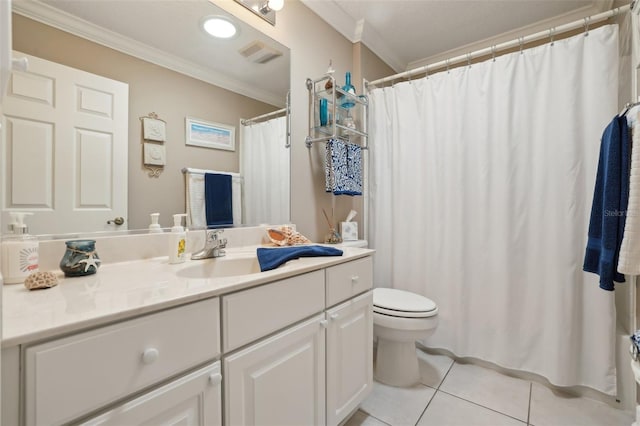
25,298,220,426
222,270,325,352
326,257,373,307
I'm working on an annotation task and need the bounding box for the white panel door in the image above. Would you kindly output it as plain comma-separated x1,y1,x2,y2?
81,362,222,426
326,291,373,426
1,51,128,234
225,314,326,426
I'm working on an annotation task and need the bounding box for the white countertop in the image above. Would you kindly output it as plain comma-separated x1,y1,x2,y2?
2,246,373,347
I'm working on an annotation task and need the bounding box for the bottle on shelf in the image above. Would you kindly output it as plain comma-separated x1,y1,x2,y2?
325,60,335,93
341,71,356,109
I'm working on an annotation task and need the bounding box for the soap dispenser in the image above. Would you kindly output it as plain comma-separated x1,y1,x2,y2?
1,212,39,284
168,214,187,264
149,212,162,233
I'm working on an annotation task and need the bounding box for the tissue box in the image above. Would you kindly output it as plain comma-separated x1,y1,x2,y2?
340,222,358,241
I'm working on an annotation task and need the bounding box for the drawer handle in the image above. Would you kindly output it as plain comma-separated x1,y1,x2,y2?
351,276,359,284
330,313,339,320
142,348,160,365
319,319,328,328
209,373,222,386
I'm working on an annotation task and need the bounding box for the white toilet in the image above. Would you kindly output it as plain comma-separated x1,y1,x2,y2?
373,287,439,387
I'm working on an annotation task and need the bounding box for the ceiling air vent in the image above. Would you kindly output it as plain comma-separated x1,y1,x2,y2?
239,41,283,64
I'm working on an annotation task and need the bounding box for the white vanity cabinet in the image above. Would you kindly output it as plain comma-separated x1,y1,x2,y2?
2,253,374,426
80,361,222,426
326,291,373,426
222,257,373,426
24,298,221,426
225,314,327,425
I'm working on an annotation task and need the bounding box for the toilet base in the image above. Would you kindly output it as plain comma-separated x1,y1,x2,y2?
374,338,420,387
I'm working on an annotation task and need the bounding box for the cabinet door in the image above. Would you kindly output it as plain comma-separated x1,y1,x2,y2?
81,362,222,426
225,314,326,426
326,291,373,426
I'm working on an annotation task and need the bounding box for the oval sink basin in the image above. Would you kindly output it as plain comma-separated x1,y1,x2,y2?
177,257,262,279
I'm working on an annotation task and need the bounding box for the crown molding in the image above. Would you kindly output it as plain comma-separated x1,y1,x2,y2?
12,0,284,107
300,0,405,72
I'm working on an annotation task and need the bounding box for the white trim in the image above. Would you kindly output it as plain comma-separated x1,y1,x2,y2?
12,0,285,107
300,0,406,72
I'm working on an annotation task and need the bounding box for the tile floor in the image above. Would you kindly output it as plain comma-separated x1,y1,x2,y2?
345,348,635,426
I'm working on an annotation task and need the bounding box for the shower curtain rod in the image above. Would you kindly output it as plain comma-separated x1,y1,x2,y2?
367,4,631,87
241,107,287,125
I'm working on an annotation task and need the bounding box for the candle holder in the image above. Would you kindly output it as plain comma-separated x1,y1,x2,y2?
60,240,101,277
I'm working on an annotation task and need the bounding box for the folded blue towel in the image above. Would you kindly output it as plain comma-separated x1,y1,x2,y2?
205,173,233,227
257,245,343,272
583,115,630,291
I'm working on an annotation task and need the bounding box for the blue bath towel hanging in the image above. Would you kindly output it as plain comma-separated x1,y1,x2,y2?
583,115,630,291
204,173,233,227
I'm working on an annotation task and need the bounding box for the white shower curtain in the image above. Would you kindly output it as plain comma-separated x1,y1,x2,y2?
241,115,289,225
369,25,619,395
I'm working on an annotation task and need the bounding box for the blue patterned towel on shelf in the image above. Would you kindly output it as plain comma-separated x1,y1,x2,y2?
631,331,640,360
257,245,343,272
325,138,363,196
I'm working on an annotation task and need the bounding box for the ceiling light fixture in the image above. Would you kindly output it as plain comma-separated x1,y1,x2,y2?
233,0,284,26
202,16,238,39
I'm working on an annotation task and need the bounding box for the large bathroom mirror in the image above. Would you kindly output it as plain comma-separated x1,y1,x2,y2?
3,0,290,236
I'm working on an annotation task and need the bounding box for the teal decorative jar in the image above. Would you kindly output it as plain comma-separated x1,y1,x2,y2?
60,240,101,277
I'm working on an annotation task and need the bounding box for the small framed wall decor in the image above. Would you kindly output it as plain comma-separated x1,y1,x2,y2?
139,112,166,177
141,114,166,142
185,117,235,151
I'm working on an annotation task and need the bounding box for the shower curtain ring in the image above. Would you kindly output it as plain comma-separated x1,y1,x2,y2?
549,27,555,46
446,59,451,73
519,37,524,54
467,53,472,68
584,17,590,36
491,45,497,62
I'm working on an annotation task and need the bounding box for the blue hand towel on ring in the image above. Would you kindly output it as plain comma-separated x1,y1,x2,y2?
257,245,343,272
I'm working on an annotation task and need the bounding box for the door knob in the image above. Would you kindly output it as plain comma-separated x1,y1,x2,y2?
107,217,125,226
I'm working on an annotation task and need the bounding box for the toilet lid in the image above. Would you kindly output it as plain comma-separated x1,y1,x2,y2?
373,288,438,318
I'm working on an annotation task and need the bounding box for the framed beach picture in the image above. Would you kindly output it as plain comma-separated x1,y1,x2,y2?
185,117,235,151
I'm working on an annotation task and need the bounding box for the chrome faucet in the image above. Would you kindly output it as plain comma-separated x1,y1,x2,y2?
191,229,227,260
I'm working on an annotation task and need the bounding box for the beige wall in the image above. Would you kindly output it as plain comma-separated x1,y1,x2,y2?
212,1,397,242
213,0,357,242
12,14,278,230
13,2,397,241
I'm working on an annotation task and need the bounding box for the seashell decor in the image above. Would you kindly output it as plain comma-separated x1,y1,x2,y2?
24,271,59,290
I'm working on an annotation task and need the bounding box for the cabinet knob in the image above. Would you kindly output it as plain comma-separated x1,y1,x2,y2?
209,373,222,386
141,348,160,364
330,313,339,320
351,276,359,284
319,319,328,328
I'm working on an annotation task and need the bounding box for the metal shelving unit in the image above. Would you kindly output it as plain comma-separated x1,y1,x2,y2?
305,75,368,149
